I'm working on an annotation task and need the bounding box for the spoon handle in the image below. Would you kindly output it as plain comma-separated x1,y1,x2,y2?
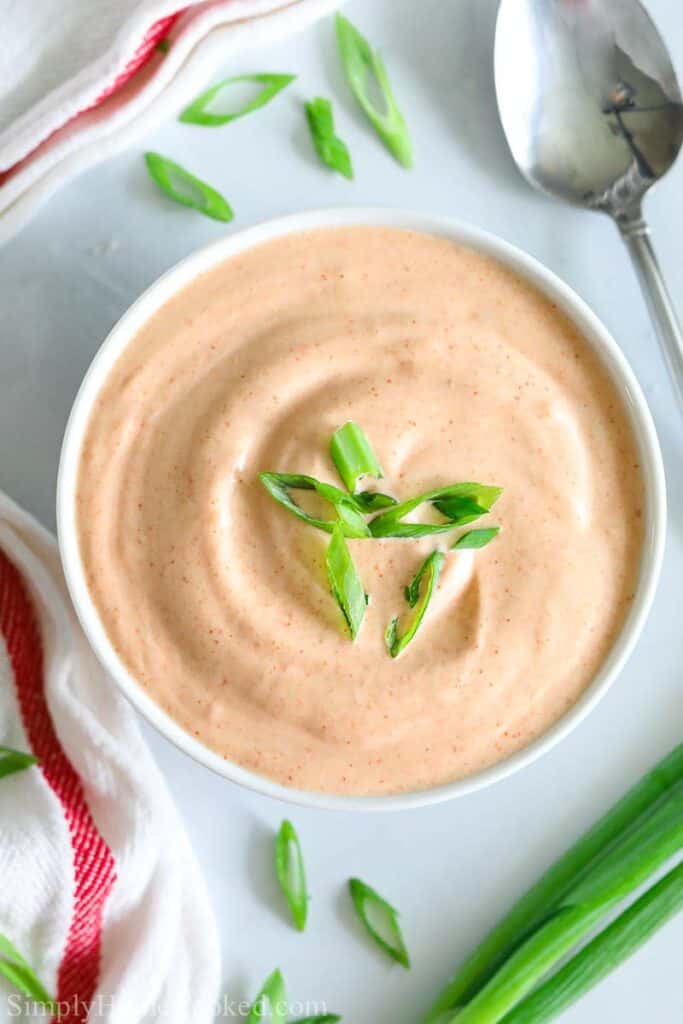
619,216,683,411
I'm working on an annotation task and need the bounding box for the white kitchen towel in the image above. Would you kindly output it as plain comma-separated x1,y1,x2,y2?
0,490,221,1023
0,0,341,245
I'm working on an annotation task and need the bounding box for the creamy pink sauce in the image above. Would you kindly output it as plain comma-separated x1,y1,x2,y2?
77,227,644,795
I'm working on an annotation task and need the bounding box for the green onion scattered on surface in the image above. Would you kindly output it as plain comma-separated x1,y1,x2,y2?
0,935,54,1009
451,528,500,550
155,37,171,54
144,152,233,221
502,858,683,1024
369,483,501,539
0,745,38,780
246,968,287,1024
349,878,410,968
180,73,295,126
330,421,383,493
427,742,683,1023
335,14,413,168
275,820,308,931
305,97,353,179
259,472,370,538
386,550,444,658
291,1017,341,1024
326,523,367,641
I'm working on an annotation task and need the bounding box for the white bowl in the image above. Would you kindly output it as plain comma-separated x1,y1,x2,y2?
57,208,666,812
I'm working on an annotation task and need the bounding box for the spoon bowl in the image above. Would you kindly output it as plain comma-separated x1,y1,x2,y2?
495,0,683,406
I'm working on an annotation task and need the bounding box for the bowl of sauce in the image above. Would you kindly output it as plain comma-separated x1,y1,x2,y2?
57,209,666,810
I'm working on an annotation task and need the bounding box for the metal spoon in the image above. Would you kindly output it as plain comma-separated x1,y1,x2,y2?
494,0,683,408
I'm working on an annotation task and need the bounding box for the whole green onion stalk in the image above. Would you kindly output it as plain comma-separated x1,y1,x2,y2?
427,743,683,1024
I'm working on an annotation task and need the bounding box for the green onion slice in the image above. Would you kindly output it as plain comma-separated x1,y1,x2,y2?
156,37,171,54
326,524,367,640
433,496,489,522
386,550,444,657
354,491,397,512
330,421,383,493
144,152,233,221
305,97,353,179
0,934,54,1009
260,472,370,538
370,483,502,539
0,745,38,780
247,968,287,1024
348,878,410,968
290,1015,342,1024
291,1017,341,1024
275,820,308,931
180,73,295,126
451,527,500,550
335,14,412,168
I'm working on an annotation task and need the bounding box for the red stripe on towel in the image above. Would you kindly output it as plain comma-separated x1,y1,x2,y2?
0,548,116,1022
0,10,185,187
90,11,183,109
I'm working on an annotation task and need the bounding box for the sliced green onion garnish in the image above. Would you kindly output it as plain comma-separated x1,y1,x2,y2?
354,491,397,512
275,820,308,931
335,14,412,168
433,496,489,522
144,152,233,221
326,523,367,640
349,878,410,968
305,97,353,179
0,745,38,780
0,934,54,1009
503,859,683,1024
330,421,383,493
386,550,444,658
246,968,287,1024
156,37,171,54
370,483,502,539
260,472,370,538
180,73,295,126
452,527,500,550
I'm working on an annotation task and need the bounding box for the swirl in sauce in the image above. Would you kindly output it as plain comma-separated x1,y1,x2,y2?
77,228,644,795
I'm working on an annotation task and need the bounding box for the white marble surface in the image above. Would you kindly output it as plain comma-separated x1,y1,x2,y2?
1,1,682,1021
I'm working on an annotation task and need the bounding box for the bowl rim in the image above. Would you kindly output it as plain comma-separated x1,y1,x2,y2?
57,206,667,812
